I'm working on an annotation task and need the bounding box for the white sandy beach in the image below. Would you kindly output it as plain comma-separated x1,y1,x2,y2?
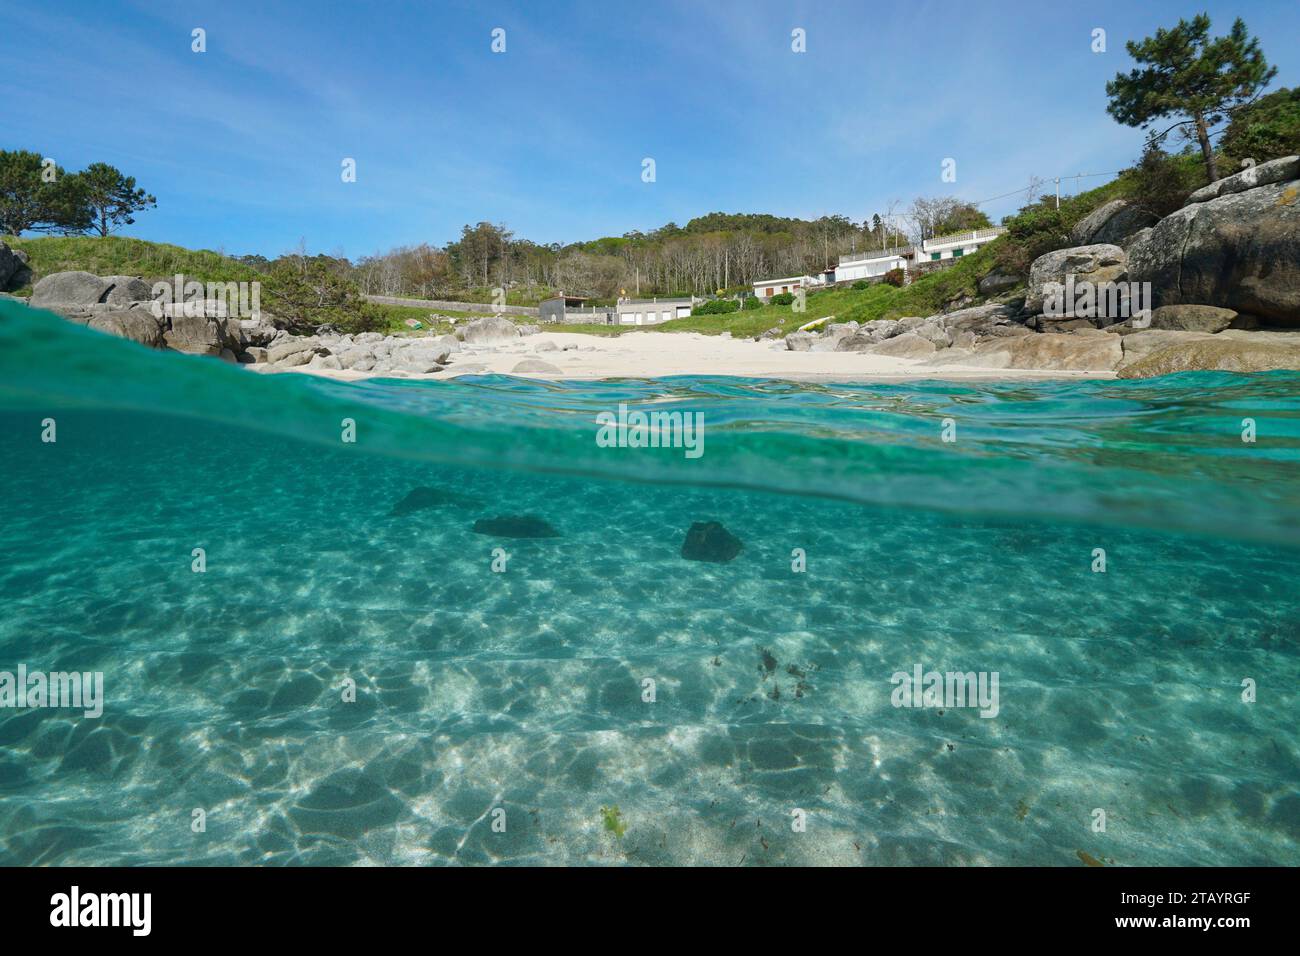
259,331,1115,382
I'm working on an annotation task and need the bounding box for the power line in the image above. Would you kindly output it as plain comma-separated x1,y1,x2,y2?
969,170,1126,208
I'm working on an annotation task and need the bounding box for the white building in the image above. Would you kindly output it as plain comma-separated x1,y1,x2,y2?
918,227,1006,263
615,296,694,326
751,274,825,300
834,248,912,283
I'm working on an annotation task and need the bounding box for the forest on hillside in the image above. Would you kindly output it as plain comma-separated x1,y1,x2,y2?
338,198,993,303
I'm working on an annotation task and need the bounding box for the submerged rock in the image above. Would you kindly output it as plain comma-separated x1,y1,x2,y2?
680,521,743,563
472,515,560,538
389,486,484,516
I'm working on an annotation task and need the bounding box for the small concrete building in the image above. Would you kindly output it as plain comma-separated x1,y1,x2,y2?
751,275,823,300
539,294,616,325
615,296,694,326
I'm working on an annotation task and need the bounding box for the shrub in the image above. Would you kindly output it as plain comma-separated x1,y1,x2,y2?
742,296,762,310
851,280,869,290
769,291,795,306
1220,86,1300,167
882,268,905,287
1119,146,1203,218
693,297,741,315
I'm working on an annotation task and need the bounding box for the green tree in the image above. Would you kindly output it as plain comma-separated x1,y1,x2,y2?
263,256,380,334
1106,14,1276,184
1218,86,1300,166
0,150,92,235
77,162,157,236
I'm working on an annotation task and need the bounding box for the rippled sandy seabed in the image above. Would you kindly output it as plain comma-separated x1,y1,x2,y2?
0,305,1297,866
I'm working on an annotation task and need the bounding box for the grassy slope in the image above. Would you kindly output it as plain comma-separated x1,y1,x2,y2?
4,236,260,295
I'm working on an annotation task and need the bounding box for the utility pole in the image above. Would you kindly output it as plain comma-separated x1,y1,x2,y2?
1055,177,1061,209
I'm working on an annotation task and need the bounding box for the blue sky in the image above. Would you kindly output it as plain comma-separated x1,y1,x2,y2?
3,0,1298,259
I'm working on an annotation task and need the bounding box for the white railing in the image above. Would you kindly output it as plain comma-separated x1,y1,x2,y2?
923,226,1006,250
838,247,911,266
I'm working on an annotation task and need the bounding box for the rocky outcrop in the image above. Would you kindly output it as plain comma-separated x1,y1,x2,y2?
1068,199,1158,247
1117,330,1300,378
0,242,32,292
1127,175,1300,325
943,329,1122,371
1024,244,1127,314
1185,155,1300,204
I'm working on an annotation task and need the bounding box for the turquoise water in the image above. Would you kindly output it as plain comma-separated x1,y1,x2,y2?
0,301,1297,866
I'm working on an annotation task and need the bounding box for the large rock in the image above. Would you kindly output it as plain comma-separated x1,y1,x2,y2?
267,339,325,367
459,315,519,346
1024,245,1127,314
1144,304,1238,333
0,242,32,292
784,331,816,351
1127,178,1300,326
164,313,233,355
944,330,1122,371
100,275,153,306
31,271,112,309
1186,155,1300,204
86,307,166,348
1069,199,1159,247
834,319,902,351
239,317,281,347
1117,331,1300,378
939,303,1020,337
870,331,937,359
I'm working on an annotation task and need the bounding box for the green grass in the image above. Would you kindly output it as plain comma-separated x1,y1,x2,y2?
3,235,258,295
368,301,502,334
543,322,627,336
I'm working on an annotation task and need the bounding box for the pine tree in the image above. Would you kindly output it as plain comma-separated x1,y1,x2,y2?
1106,15,1276,184
76,163,156,236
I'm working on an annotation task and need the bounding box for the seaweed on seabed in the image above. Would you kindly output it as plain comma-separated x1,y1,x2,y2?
600,805,627,838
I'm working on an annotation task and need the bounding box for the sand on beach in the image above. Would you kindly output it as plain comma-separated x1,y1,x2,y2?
256,331,1117,382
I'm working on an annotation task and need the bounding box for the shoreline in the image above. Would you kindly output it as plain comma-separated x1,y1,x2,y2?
250,331,1117,383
